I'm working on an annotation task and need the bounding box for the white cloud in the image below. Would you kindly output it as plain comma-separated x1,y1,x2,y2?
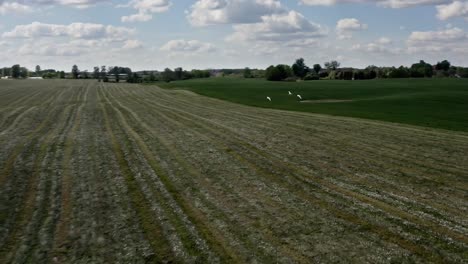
18,42,83,56
436,1,468,20
121,0,172,23
300,0,452,8
0,0,108,10
407,27,468,54
226,11,325,44
2,21,138,60
122,11,153,22
351,42,400,55
336,18,367,39
122,39,143,49
408,27,467,42
160,39,216,54
2,22,135,41
187,0,286,26
0,2,32,14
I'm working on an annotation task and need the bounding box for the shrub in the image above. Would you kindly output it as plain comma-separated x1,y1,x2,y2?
266,65,293,81
304,72,319,80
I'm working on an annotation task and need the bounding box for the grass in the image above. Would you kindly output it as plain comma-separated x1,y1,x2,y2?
157,78,468,132
2,80,467,263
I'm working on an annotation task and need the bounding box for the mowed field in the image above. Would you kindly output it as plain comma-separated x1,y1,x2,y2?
158,78,468,132
0,80,467,263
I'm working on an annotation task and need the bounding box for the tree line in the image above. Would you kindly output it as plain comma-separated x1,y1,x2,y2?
263,59,468,81
2,60,468,82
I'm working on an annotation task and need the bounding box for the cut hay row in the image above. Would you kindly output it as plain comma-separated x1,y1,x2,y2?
115,85,467,226
0,80,466,263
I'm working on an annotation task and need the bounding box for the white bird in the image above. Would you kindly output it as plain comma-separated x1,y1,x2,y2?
267,96,272,102
297,94,302,100
288,91,292,95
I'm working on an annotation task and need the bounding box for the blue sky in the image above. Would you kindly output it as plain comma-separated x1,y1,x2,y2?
1,0,467,71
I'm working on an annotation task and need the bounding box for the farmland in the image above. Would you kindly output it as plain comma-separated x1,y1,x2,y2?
158,78,468,132
1,79,467,263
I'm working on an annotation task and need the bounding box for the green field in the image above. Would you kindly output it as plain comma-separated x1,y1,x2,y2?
158,78,468,132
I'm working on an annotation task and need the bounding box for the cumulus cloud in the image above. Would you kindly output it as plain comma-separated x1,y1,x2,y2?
122,11,153,22
336,18,367,39
160,39,216,53
0,2,32,14
187,0,286,26
300,0,452,8
121,0,172,23
226,10,325,44
351,37,400,54
408,27,467,42
0,0,108,10
436,1,468,20
377,37,392,44
407,27,468,54
2,22,134,41
2,21,138,59
122,39,143,49
18,42,84,56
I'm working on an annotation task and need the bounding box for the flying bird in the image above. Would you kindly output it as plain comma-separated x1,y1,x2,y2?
267,96,272,102
288,91,292,95
297,94,302,100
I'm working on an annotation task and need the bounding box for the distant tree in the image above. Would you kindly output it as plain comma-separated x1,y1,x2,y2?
313,64,322,74
100,66,107,80
265,65,292,81
174,67,183,80
266,66,281,81
127,72,138,83
277,64,293,79
112,67,120,83
191,70,210,78
243,67,252,78
365,65,378,79
292,58,309,79
148,72,156,82
42,72,57,79
448,66,457,77
389,66,410,78
19,67,28,78
251,69,265,78
93,66,100,79
161,68,174,82
435,60,451,71
59,71,65,79
72,65,79,79
11,64,21,78
35,65,41,74
410,60,433,78
324,61,340,70
457,67,468,78
83,70,89,79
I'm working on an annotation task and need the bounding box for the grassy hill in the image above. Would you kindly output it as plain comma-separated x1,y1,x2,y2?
158,78,468,132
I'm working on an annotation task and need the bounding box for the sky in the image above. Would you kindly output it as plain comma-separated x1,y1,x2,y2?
0,0,467,71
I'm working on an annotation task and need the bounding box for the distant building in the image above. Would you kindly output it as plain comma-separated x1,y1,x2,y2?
106,74,129,82
135,70,158,79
